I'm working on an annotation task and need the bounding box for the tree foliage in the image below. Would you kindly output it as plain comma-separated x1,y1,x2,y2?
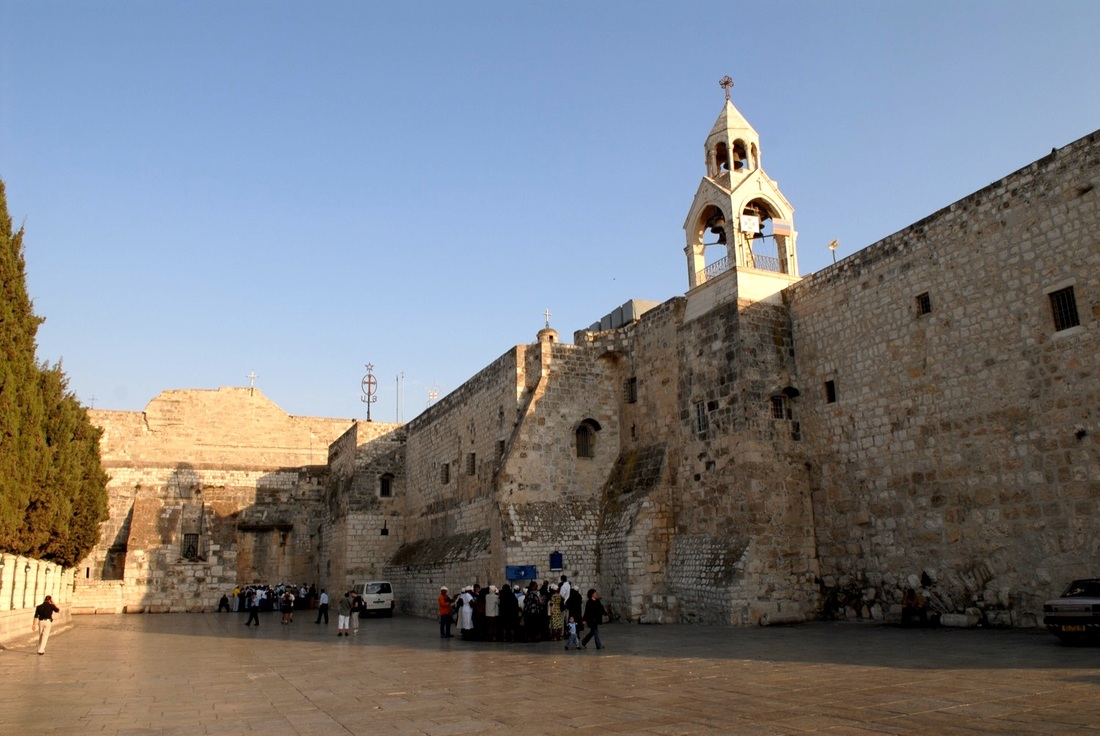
0,179,109,566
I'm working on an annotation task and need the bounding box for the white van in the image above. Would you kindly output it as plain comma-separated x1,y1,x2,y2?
353,581,395,617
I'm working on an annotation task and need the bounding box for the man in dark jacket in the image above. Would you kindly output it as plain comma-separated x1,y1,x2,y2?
32,595,60,655
580,588,605,650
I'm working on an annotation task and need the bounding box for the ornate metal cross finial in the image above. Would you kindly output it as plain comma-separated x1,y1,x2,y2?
543,309,552,329
719,75,734,101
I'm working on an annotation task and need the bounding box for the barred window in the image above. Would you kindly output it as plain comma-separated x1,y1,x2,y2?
496,439,506,460
624,376,638,403
182,533,199,561
576,425,594,458
694,401,708,434
466,452,476,475
440,463,450,484
1049,286,1080,331
915,292,932,316
771,395,790,420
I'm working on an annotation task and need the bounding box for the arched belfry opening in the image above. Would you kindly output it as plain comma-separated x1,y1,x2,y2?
737,199,794,275
714,141,730,174
731,139,749,171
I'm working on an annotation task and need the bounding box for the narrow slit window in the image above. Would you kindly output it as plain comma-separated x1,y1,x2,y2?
825,380,837,404
694,401,709,434
440,463,450,484
466,452,476,475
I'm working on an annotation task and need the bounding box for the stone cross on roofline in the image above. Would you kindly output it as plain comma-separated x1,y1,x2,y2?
543,309,552,329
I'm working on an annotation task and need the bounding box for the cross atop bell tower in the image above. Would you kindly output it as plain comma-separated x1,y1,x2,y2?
719,75,734,101
682,78,799,295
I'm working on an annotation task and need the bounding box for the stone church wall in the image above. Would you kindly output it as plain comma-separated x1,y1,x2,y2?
322,421,405,591
664,280,820,625
74,388,351,612
787,131,1100,625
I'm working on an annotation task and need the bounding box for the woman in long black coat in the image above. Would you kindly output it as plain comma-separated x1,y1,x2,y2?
497,584,518,642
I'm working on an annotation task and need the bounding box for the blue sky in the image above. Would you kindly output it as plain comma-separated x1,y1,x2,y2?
3,1,1099,422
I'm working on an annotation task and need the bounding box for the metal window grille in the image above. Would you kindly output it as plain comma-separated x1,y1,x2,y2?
182,533,199,560
694,402,709,434
576,425,594,458
916,292,932,316
624,377,638,403
771,395,789,420
1049,287,1080,331
466,453,476,475
440,463,450,484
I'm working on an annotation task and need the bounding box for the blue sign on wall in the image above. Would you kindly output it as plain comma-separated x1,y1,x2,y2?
505,565,537,580
549,551,563,571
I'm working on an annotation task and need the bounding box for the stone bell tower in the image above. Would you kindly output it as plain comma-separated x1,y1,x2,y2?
683,77,800,302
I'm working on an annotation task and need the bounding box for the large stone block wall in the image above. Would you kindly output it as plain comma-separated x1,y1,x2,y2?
664,288,820,624
75,389,351,612
787,131,1100,625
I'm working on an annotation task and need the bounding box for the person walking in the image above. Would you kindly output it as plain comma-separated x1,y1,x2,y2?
336,591,352,636
244,590,260,626
580,588,605,650
315,589,329,624
32,595,60,655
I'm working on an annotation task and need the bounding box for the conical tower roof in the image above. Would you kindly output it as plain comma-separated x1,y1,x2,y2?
708,99,759,141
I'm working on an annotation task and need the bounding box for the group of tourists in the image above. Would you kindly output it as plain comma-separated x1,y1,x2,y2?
437,575,608,650
219,583,320,616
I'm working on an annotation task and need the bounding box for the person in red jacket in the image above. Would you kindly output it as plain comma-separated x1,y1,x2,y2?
438,586,454,638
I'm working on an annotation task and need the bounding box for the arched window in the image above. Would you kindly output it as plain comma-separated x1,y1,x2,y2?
575,419,601,458
379,473,394,498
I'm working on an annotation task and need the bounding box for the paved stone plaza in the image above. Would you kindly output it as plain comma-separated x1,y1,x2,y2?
2,612,1098,734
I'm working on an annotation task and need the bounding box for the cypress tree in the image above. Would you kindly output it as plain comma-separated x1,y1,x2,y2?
0,179,108,563
0,179,47,550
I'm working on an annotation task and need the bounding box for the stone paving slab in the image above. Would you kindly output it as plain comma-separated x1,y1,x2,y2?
2,612,1098,734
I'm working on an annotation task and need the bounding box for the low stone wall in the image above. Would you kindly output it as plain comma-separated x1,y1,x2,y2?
0,555,74,648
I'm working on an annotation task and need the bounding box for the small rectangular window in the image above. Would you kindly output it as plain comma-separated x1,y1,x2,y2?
440,463,450,484
694,401,708,434
466,452,476,475
825,380,837,404
770,396,790,420
624,377,638,403
1049,286,1080,331
379,474,393,498
182,533,199,560
915,292,932,316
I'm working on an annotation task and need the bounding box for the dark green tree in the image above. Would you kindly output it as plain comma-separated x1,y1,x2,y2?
0,179,47,550
0,179,108,564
